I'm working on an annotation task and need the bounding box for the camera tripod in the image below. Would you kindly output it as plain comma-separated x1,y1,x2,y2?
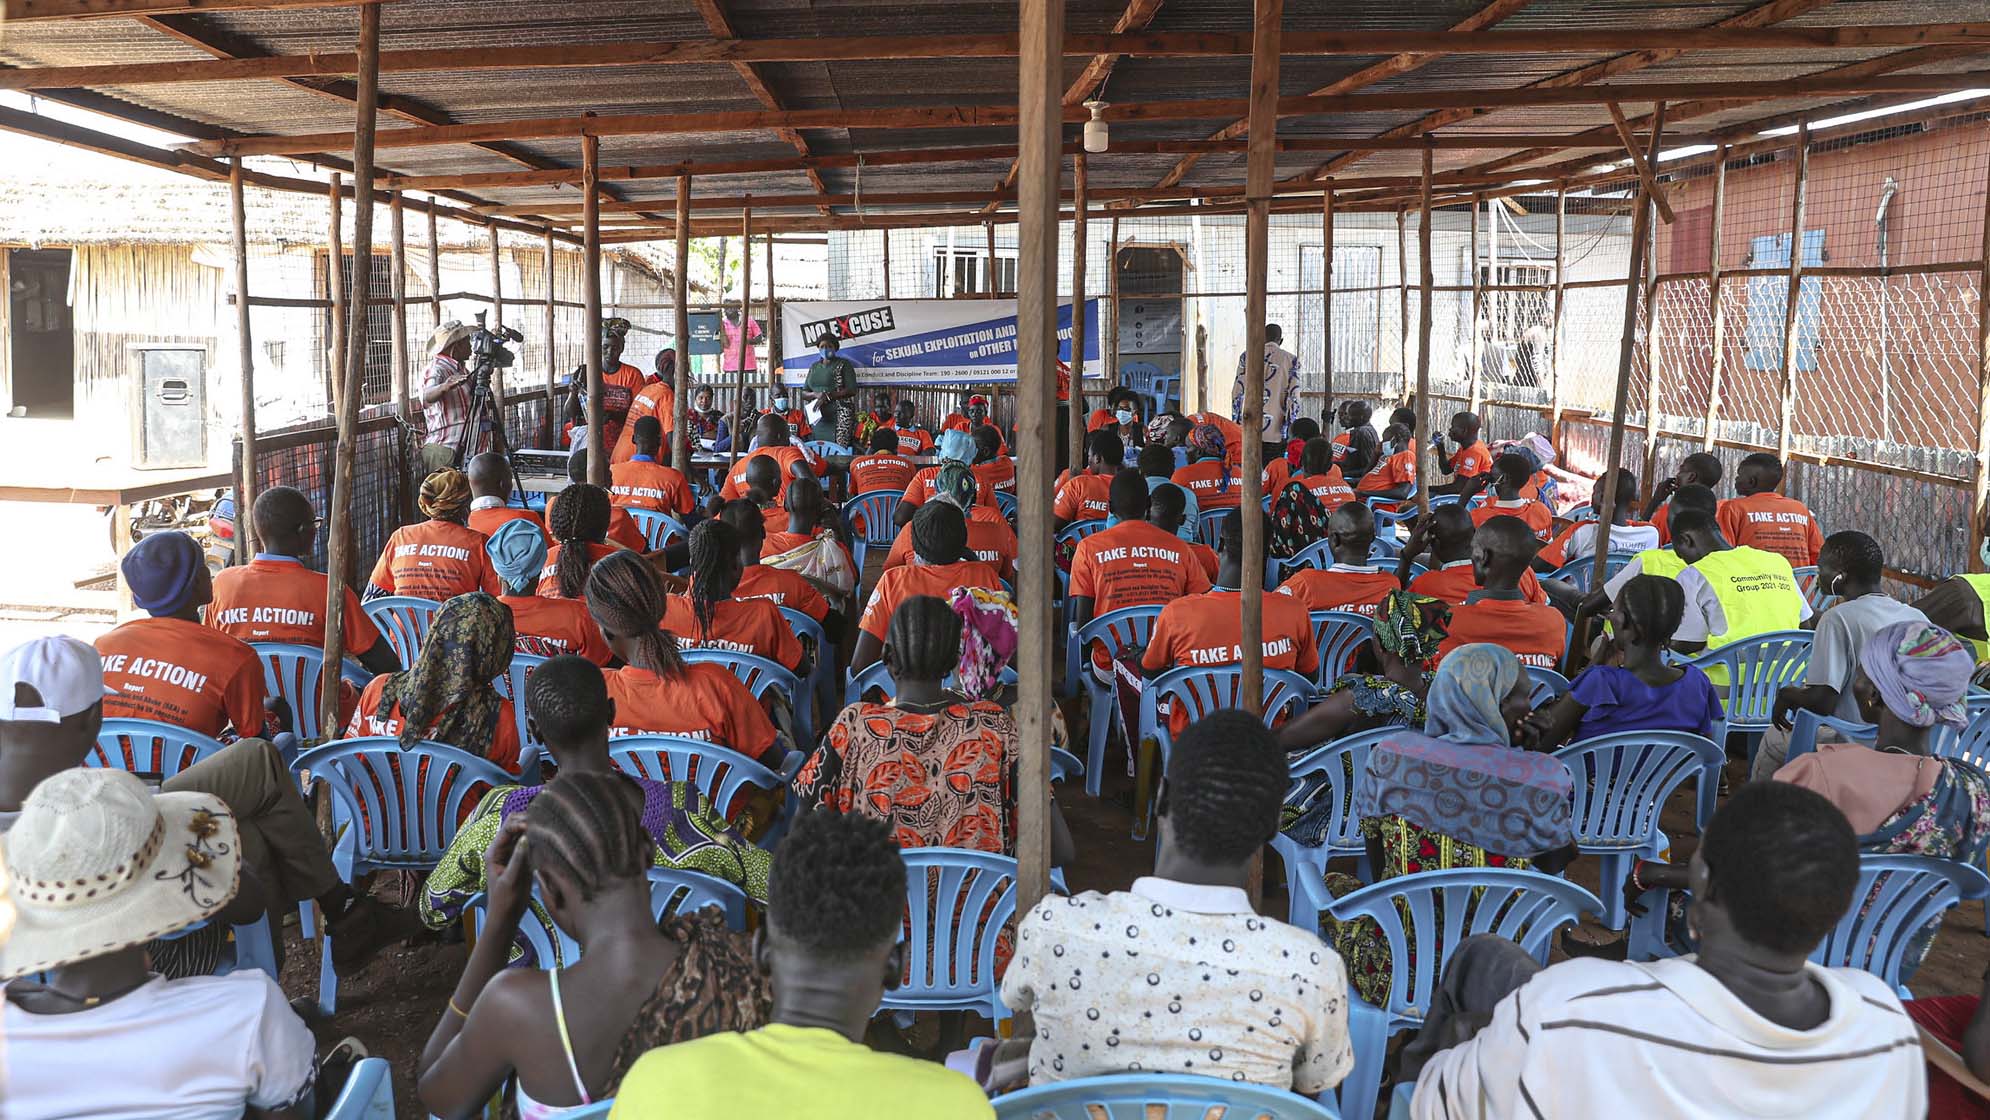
454,364,530,505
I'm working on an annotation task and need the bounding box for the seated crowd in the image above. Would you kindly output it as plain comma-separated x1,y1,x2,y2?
7,367,1986,1120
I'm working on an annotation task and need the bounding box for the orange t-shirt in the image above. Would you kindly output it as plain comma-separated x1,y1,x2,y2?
603,662,780,765
1408,560,1548,607
208,555,380,656
901,465,999,512
368,519,502,602
734,564,830,622
1358,449,1417,493
1170,461,1243,511
1653,503,1673,546
1141,590,1320,677
762,528,855,575
1185,413,1246,465
888,425,936,456
97,617,267,739
973,458,1017,497
535,541,620,599
1294,469,1357,512
1069,519,1211,617
1086,409,1115,432
1274,566,1400,616
882,507,1018,581
467,504,545,541
344,674,521,773
1717,493,1824,568
765,407,812,440
848,452,916,495
1448,442,1494,478
595,362,650,452
1188,541,1219,583
1472,498,1554,541
859,559,1005,639
609,381,676,465
662,594,804,670
1054,472,1115,522
608,458,695,516
501,594,611,664
719,445,823,503
1263,458,1294,497
606,507,647,553
1438,597,1567,669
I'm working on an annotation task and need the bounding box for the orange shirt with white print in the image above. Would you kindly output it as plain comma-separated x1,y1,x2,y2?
1069,519,1211,617
467,503,545,541
973,457,1017,497
1294,469,1358,512
1448,441,1494,479
848,452,916,495
1187,540,1219,583
1717,492,1824,568
901,465,1000,512
661,594,804,671
1537,519,1655,568
1141,591,1320,695
1408,559,1548,607
1263,458,1295,497
609,381,676,465
1170,460,1242,511
1053,472,1115,522
733,564,831,622
888,424,937,456
501,594,612,665
369,519,502,602
608,457,695,516
859,559,1005,640
718,445,823,503
97,617,267,740
535,541,620,598
1437,596,1567,669
208,554,381,656
344,674,522,773
1472,498,1554,540
882,506,1018,581
1275,565,1400,616
1359,449,1417,493
604,662,781,769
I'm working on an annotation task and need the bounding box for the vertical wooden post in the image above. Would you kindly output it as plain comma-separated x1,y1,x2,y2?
541,226,556,444
1548,183,1567,445
1239,0,1281,719
425,198,441,323
1069,153,1088,476
764,230,777,394
582,133,605,485
1640,203,1664,489
487,223,505,405
1107,214,1120,390
1014,0,1062,921
1469,194,1483,415
1414,151,1434,518
389,193,408,421
327,174,345,416
986,221,999,297
1702,146,1730,451
230,157,258,561
1776,124,1809,464
1973,142,1990,571
882,229,892,300
733,201,753,464
1322,184,1334,412
319,1,378,730
1591,103,1666,585
673,173,693,473
1396,208,1410,406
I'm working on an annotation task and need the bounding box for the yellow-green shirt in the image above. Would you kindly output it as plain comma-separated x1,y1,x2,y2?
609,1023,995,1119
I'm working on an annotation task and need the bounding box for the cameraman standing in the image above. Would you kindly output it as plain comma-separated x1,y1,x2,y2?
419,322,479,473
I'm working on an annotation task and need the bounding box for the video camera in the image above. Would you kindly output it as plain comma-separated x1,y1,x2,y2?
469,310,524,388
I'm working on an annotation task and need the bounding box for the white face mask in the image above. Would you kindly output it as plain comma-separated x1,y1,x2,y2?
1115,409,1135,425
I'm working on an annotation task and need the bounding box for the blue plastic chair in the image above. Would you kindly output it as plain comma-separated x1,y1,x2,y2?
1063,606,1164,797
1368,535,1400,562
1812,855,1990,997
252,642,373,743
1675,630,1812,765
1791,565,1841,613
1525,665,1572,709
1056,519,1108,548
627,508,691,553
1134,666,1314,837
884,848,1019,1024
680,649,810,745
490,653,550,778
1268,727,1397,903
993,1073,1341,1119
469,866,753,968
781,607,835,741
1554,732,1724,928
292,736,511,1014
843,661,1020,707
609,733,787,826
362,595,437,668
323,1056,394,1119
1546,551,1639,593
995,490,1019,522
1561,504,1596,524
1933,697,1990,769
90,718,225,780
1050,747,1085,786
1784,710,1878,764
1308,610,1375,688
803,439,851,459
1293,868,1600,1120
1279,539,1335,579
1195,507,1234,546
842,489,905,573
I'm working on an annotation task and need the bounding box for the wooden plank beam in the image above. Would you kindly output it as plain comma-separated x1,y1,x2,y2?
1607,101,1675,224
1589,103,1664,586
4,0,376,19
687,0,835,214
229,156,256,560
583,135,604,485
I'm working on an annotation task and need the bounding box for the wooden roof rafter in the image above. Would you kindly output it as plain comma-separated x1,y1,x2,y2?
687,0,835,216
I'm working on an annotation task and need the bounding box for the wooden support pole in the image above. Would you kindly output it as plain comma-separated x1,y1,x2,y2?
487,222,505,403
327,173,345,416
1014,0,1061,923
319,1,377,733
1973,141,1990,571
733,201,753,464
1703,146,1730,451
389,193,408,421
986,221,999,297
1591,104,1665,586
882,228,892,299
541,226,556,444
1414,152,1433,518
1240,0,1281,719
1322,184,1334,412
1640,208,1663,489
1396,208,1410,406
582,133,605,485
1548,183,1567,444
1607,101,1677,225
673,173,692,473
230,156,257,561
764,230,776,394
1069,153,1088,476
1107,214,1120,387
425,198,440,323
1469,195,1484,415
1776,124,1810,464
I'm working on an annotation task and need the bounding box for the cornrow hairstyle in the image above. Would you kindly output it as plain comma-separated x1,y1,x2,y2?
1700,780,1857,955
687,519,743,638
584,549,687,679
1821,530,1884,585
910,500,968,565
886,594,962,682
548,483,613,599
1163,709,1288,864
768,808,908,962
1616,574,1686,648
525,654,611,746
525,770,651,903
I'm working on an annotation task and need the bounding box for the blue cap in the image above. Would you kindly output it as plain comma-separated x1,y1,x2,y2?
120,531,205,616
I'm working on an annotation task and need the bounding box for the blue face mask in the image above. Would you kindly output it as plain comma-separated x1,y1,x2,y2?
819,347,833,359
773,397,790,411
1115,409,1135,425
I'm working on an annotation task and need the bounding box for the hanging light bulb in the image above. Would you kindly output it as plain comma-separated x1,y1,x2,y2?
1083,100,1109,154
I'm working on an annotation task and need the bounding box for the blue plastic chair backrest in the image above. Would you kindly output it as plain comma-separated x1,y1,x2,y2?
780,607,830,655
1057,519,1108,546
995,491,1019,521
1548,552,1639,593
608,733,783,820
1525,666,1572,708
1368,536,1400,562
252,642,370,742
1050,748,1085,785
1195,508,1233,546
490,653,549,774
90,718,225,780
1283,727,1398,856
1280,539,1334,577
1553,732,1724,850
362,596,437,667
679,649,801,707
803,440,851,459
473,866,754,968
322,1056,394,1120
843,489,905,546
292,737,511,867
1683,630,1812,724
627,508,691,553
1933,697,1990,768
1138,665,1313,759
1073,605,1163,663
1309,610,1376,684
992,1073,1341,1120
900,847,1018,1002
1811,855,1990,992
1561,504,1596,524
844,661,1020,707
1321,868,1599,1018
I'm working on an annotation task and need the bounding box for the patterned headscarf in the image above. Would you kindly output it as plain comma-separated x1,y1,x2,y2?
377,592,514,752
1373,591,1451,673
938,429,977,466
949,586,1018,700
1424,643,1522,746
1146,414,1173,446
1860,620,1974,730
1188,422,1232,493
419,468,473,520
935,461,978,510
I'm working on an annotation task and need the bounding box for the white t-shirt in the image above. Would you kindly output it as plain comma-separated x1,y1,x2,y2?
1411,956,1924,1119
3,971,315,1119
1563,521,1661,565
1807,595,1929,720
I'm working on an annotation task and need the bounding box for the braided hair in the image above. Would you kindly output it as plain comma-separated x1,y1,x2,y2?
1163,709,1288,864
524,770,650,903
584,549,686,679
884,594,962,683
768,808,907,962
687,519,743,638
1616,573,1685,647
548,483,612,599
524,654,611,746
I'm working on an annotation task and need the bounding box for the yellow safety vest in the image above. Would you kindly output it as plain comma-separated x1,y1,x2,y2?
1958,573,1990,663
1636,548,1686,581
1693,546,1807,686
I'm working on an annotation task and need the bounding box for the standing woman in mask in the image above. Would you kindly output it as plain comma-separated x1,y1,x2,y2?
804,334,859,449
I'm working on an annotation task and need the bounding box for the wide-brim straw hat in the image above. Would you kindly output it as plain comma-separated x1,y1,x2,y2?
429,321,477,356
0,769,240,981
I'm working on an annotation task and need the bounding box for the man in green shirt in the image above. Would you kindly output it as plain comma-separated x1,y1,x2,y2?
803,334,859,449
